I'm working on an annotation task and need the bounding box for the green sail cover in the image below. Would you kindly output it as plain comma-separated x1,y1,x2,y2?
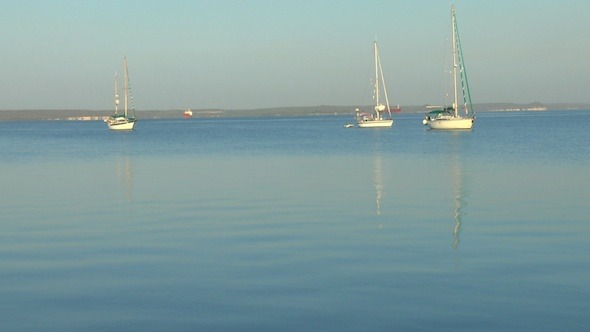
426,107,453,115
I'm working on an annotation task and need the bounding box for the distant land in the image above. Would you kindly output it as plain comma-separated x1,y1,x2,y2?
1,102,589,121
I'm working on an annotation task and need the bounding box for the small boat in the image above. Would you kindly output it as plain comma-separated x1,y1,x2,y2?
355,41,395,128
183,109,193,118
106,56,136,131
423,5,475,130
344,123,354,128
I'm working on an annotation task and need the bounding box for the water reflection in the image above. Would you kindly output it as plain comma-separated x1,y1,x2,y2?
374,153,383,217
115,157,134,204
370,130,387,228
451,152,464,249
449,132,468,250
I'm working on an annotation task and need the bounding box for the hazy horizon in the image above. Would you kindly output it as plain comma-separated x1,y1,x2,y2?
2,0,589,111
3,101,590,112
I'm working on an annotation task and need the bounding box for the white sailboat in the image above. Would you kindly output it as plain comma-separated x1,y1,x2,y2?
356,41,394,128
423,5,475,130
106,56,136,130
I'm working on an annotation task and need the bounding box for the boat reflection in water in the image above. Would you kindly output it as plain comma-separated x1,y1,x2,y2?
374,153,383,218
451,153,464,250
370,133,388,229
116,157,134,205
449,131,468,251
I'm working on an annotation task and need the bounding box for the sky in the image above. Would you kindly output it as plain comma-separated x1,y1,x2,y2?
1,0,589,111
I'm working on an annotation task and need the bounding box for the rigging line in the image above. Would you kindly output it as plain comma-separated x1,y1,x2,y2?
376,45,391,113
453,12,474,115
125,65,136,117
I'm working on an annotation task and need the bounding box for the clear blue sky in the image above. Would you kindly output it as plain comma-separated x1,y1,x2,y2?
1,0,589,110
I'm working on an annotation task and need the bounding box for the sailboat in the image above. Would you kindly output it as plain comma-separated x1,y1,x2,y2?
356,41,394,128
106,56,136,130
423,5,475,130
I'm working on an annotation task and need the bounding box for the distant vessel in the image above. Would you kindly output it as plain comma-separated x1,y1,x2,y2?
106,56,136,130
356,41,394,128
183,109,193,118
423,5,475,130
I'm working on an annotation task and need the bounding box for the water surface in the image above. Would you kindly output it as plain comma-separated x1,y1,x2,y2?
1,111,589,331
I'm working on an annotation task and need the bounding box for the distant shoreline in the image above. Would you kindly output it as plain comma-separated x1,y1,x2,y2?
1,103,589,121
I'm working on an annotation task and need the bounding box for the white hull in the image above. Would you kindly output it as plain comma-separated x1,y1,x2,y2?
108,120,135,130
424,117,473,130
357,119,393,128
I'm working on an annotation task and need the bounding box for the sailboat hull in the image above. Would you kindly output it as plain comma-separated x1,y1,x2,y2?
357,119,393,128
108,120,136,130
424,117,473,130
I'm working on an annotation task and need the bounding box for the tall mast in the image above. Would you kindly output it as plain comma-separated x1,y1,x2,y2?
114,72,119,115
451,5,459,117
123,56,128,118
374,41,380,115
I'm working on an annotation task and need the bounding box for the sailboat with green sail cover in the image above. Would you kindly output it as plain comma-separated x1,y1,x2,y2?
423,5,475,130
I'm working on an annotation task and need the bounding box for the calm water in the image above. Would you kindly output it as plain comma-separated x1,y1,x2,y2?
1,111,589,331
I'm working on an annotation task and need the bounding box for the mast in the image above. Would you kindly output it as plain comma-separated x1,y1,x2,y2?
114,72,119,116
451,5,459,118
123,56,128,118
374,41,380,120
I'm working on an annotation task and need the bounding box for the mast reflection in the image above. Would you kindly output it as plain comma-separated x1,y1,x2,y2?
116,156,134,204
451,153,463,249
369,130,388,229
374,153,383,217
449,131,467,250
